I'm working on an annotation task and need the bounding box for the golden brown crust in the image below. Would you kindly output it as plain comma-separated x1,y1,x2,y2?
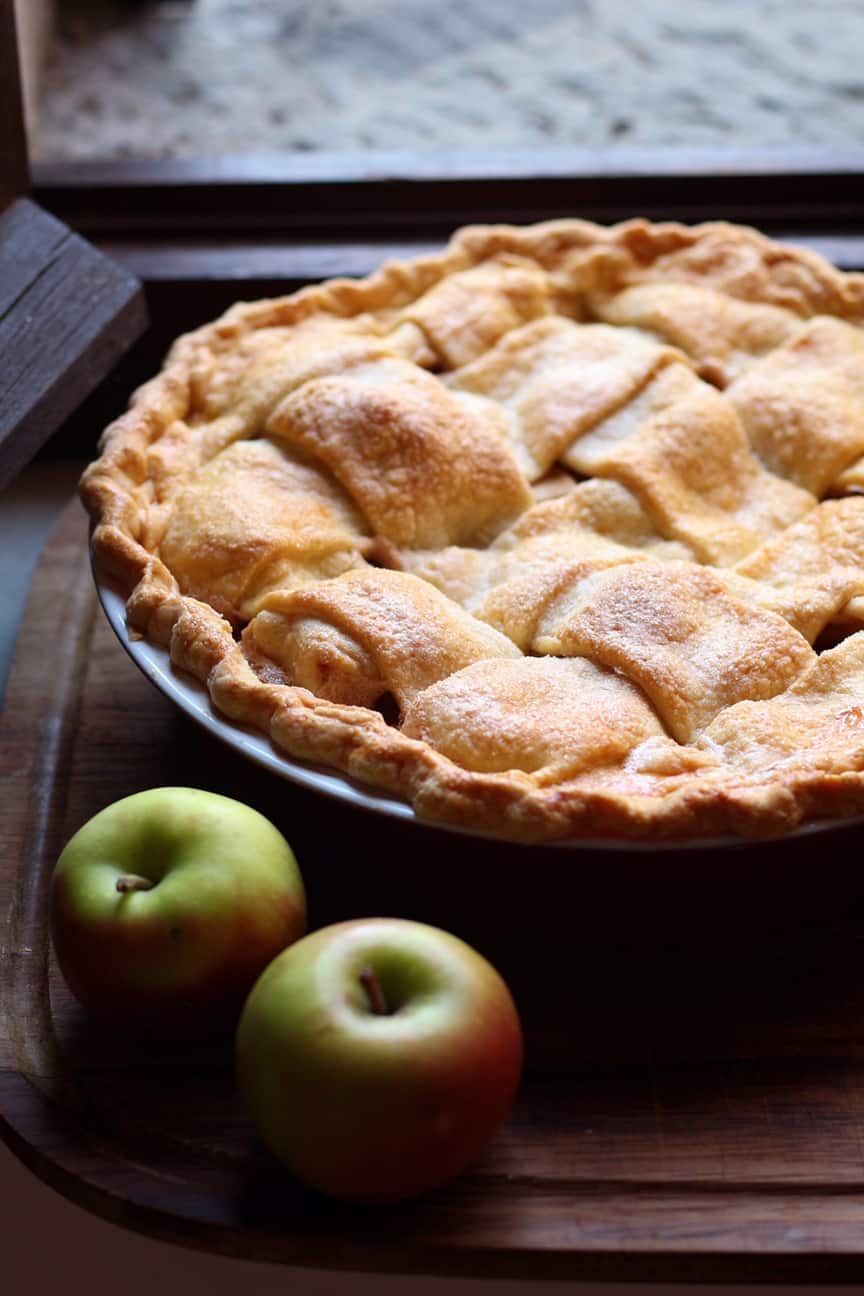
80,217,864,841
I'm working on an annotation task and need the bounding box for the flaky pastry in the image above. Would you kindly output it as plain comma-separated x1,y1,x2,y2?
81,218,864,841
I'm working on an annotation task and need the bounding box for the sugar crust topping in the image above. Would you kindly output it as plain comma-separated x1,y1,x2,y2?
81,218,864,841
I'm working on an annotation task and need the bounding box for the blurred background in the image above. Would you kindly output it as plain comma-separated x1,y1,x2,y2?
17,0,864,162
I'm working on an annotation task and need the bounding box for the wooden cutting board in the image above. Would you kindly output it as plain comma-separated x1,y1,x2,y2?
7,498,864,1283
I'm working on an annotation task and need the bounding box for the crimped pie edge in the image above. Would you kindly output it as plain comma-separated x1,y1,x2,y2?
80,218,864,843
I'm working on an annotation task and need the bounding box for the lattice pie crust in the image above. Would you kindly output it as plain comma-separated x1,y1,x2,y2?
81,220,864,841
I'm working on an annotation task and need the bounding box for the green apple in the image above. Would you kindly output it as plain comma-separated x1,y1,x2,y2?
50,787,306,1036
235,917,523,1202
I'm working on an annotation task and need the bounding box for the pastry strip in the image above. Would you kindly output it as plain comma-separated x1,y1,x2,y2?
158,438,370,622
732,497,864,642
534,560,816,743
267,357,531,549
727,317,864,495
699,632,864,776
245,568,521,713
395,256,551,367
565,363,815,565
590,282,802,385
403,656,666,783
447,316,682,480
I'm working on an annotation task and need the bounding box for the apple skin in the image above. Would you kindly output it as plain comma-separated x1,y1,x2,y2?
50,787,306,1037
235,917,523,1203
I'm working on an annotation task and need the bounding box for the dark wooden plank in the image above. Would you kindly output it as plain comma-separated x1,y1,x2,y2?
33,149,864,240
0,0,29,208
99,231,864,287
0,198,147,490
41,145,864,188
0,192,68,316
99,239,443,284
8,502,864,1280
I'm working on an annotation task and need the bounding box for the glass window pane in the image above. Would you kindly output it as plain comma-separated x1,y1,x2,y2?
31,0,864,162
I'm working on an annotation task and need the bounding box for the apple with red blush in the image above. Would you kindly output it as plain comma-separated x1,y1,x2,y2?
50,787,306,1036
235,917,523,1202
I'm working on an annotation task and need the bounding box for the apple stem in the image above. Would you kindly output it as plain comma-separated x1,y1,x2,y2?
359,965,389,1015
115,874,154,894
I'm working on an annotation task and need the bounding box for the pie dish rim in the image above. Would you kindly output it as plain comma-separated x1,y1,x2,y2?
94,554,864,854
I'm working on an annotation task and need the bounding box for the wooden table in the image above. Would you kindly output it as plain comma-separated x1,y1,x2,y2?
6,495,864,1285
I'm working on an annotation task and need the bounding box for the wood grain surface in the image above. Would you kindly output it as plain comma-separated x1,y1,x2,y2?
8,500,864,1281
32,149,864,239
0,198,147,490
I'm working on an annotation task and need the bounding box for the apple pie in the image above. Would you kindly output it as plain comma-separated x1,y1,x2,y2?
81,218,864,841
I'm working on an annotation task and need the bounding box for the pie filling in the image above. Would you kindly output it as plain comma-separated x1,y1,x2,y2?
81,218,864,841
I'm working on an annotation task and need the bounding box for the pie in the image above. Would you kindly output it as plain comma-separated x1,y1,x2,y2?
81,218,864,842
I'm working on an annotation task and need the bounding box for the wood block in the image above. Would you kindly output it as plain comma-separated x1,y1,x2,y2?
0,197,146,491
